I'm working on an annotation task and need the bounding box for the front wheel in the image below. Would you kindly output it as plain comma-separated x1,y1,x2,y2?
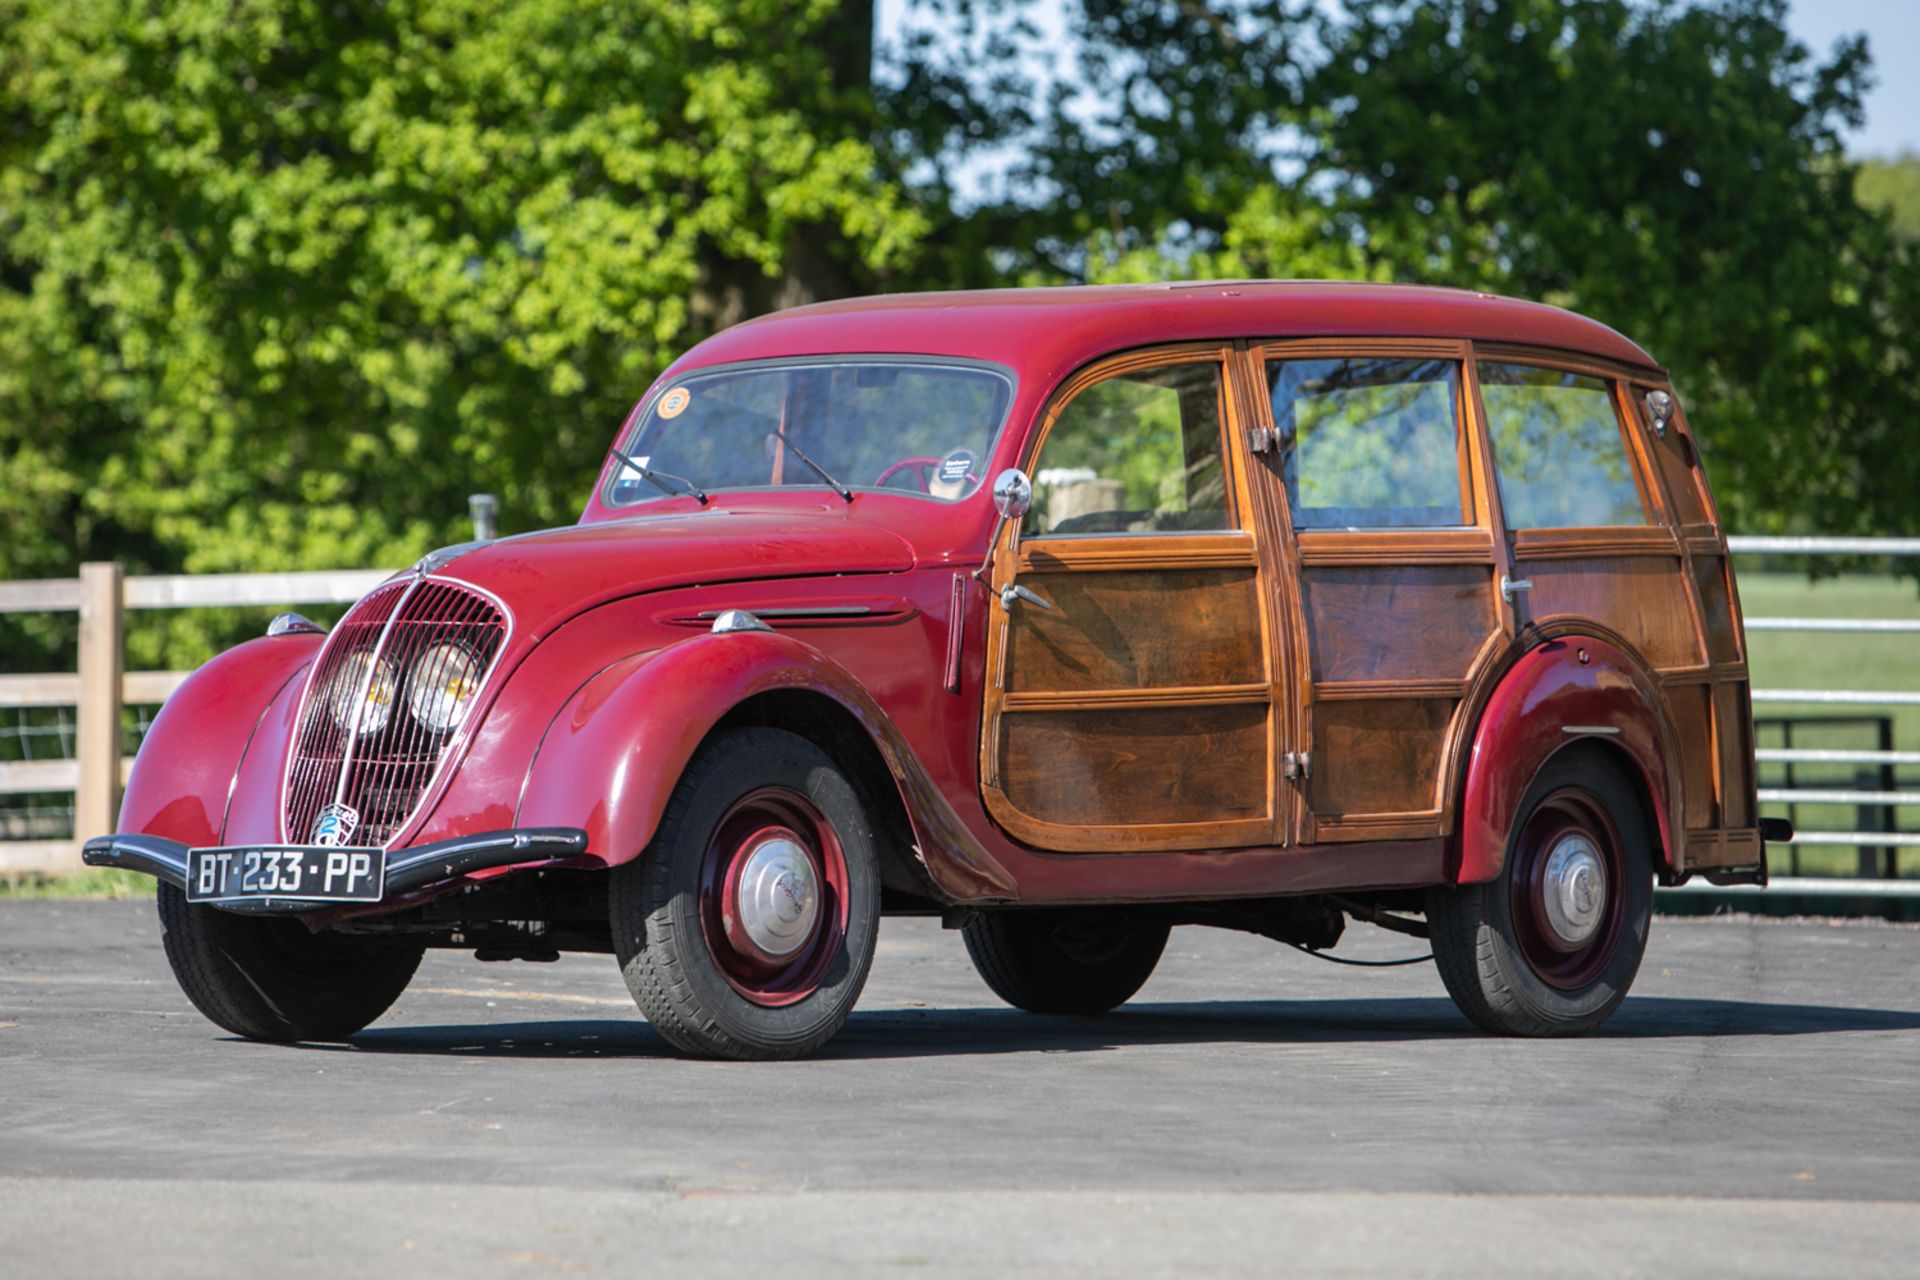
610,728,880,1060
157,884,424,1041
1428,753,1653,1036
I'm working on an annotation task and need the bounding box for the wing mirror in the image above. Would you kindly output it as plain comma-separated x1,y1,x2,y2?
992,468,1032,522
974,468,1034,588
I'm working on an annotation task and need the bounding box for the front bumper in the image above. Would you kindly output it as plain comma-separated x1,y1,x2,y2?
82,827,591,913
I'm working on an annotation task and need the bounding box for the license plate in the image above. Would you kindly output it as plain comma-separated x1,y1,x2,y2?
186,845,386,904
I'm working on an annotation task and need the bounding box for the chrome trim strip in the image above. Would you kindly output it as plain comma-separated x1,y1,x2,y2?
1562,725,1623,735
695,606,874,619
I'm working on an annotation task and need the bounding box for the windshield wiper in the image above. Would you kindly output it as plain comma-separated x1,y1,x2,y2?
609,446,708,505
769,427,853,503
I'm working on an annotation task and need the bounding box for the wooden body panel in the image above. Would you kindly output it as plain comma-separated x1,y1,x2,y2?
973,330,1756,888
982,346,1283,852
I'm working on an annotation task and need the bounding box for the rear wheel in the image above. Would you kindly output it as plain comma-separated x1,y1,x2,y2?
610,728,880,1060
962,909,1169,1014
1428,753,1653,1036
157,884,424,1041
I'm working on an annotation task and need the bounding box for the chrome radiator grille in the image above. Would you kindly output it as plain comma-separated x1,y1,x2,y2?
282,577,509,848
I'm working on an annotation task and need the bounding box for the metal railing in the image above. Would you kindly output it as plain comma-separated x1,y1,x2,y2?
1659,533,1920,898
2,534,1915,892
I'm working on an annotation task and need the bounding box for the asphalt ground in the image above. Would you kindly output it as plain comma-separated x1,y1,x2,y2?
3,900,1919,1277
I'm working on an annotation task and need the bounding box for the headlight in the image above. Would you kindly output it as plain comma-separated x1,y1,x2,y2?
328,652,398,735
407,642,482,734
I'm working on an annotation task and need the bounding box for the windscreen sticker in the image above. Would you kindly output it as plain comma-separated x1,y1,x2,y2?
939,449,978,484
658,387,692,419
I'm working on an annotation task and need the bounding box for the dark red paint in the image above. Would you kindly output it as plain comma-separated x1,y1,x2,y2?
1456,637,1676,885
116,284,1701,914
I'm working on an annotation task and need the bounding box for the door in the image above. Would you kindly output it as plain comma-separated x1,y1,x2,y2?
1246,340,1514,842
980,345,1289,852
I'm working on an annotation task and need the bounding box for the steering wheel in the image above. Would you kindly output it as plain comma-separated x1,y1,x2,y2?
874,456,946,492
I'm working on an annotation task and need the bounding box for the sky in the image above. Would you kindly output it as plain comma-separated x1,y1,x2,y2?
876,0,1920,160
1784,0,1918,157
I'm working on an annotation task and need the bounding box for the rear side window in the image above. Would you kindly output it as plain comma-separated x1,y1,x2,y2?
1479,363,1649,528
1266,357,1467,529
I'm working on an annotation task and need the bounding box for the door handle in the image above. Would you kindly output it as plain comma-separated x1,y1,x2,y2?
1500,576,1534,603
999,583,1053,611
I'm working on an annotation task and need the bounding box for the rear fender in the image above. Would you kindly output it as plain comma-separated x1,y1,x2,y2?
1456,635,1679,884
117,635,323,846
513,629,1017,901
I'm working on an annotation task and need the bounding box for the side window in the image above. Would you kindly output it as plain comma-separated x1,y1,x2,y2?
1267,357,1467,529
1479,363,1649,528
1027,360,1230,536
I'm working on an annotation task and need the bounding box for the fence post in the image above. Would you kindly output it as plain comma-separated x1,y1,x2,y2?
73,561,124,862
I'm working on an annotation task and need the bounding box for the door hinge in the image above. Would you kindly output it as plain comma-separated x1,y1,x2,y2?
1282,751,1312,780
1247,427,1279,455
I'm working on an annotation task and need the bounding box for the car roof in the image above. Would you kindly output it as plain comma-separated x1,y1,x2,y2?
672,281,1663,380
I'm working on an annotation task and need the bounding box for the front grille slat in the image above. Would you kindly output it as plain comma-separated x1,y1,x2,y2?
282,578,508,848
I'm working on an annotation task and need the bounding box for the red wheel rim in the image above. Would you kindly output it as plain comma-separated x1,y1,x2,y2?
1507,787,1628,990
698,787,849,1007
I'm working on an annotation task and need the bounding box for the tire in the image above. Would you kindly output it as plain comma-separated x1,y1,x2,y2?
1428,752,1653,1036
962,909,1169,1015
609,728,880,1060
156,884,424,1041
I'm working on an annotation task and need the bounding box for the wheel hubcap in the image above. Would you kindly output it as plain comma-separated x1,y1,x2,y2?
1540,833,1608,946
699,788,849,1008
732,835,820,960
1509,787,1630,990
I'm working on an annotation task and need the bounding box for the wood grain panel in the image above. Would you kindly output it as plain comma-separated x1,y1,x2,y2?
1518,557,1702,670
1691,556,1741,665
1005,568,1263,692
1308,698,1453,818
1300,565,1497,683
1645,416,1713,527
999,704,1268,827
1666,682,1717,829
1295,528,1494,566
1714,681,1754,828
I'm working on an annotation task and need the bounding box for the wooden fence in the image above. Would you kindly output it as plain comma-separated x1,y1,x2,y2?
0,564,389,874
2,539,1916,882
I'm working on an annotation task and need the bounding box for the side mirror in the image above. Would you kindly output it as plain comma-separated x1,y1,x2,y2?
1644,390,1674,439
992,468,1032,522
974,468,1034,585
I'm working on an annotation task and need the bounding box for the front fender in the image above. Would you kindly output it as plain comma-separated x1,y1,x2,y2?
117,634,323,846
1456,636,1678,884
513,629,1017,900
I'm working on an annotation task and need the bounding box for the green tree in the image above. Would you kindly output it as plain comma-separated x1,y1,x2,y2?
1857,152,1920,242
0,0,922,665
1296,0,1920,539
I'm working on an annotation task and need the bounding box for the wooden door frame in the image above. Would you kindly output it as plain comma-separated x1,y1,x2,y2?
1244,336,1511,842
979,342,1286,853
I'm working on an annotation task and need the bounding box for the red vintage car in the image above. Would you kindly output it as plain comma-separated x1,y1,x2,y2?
86,282,1783,1058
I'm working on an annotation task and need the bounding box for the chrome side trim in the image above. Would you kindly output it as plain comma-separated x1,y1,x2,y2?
1562,725,1623,736
696,606,874,619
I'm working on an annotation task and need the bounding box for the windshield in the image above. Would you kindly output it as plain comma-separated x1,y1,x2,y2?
606,358,1015,507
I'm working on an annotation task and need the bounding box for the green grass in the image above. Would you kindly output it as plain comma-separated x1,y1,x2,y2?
0,869,155,900
1738,571,1920,876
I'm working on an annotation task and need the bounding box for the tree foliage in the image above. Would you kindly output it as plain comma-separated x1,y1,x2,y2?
0,0,919,592
3,0,1917,669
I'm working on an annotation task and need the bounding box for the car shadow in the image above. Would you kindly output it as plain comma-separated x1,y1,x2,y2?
279,994,1920,1060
